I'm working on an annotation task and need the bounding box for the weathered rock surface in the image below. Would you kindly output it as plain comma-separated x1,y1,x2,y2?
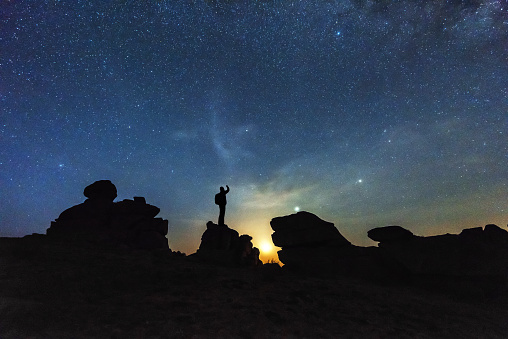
369,224,508,279
192,221,261,267
47,180,169,250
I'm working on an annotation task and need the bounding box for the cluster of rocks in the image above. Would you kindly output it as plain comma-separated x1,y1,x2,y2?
270,211,508,282
270,211,405,279
368,224,508,278
47,180,169,250
192,221,262,267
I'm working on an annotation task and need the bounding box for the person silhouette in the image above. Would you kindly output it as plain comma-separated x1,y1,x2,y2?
215,185,230,225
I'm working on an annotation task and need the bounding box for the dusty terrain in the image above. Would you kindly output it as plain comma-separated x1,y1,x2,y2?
1,235,508,338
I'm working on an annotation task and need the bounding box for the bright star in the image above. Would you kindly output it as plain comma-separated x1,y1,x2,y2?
336,31,341,36
294,206,300,212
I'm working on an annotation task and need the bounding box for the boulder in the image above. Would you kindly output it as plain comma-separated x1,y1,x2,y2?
200,221,239,251
367,226,414,242
83,180,117,201
193,222,261,267
270,211,350,247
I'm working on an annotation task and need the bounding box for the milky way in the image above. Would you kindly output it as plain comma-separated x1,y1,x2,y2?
1,0,506,258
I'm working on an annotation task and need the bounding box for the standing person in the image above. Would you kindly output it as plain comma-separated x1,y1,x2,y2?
215,185,229,225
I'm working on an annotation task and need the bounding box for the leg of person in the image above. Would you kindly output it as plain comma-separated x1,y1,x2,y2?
219,205,225,225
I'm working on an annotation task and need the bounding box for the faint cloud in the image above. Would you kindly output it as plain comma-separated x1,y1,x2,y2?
172,130,198,141
210,111,255,168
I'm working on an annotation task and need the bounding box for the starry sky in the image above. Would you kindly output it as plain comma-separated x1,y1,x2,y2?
1,0,507,260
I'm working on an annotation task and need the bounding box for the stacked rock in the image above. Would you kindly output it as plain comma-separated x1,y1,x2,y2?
47,180,169,250
193,221,261,267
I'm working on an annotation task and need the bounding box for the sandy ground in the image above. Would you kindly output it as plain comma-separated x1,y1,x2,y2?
1,236,508,338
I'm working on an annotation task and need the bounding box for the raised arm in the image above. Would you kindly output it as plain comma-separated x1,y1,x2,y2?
225,185,230,194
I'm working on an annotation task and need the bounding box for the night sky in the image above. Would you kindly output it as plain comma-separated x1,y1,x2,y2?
1,0,507,260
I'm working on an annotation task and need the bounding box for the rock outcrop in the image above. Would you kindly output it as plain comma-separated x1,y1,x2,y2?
192,222,261,267
270,211,406,279
271,211,351,248
271,211,508,285
47,180,169,250
368,224,508,278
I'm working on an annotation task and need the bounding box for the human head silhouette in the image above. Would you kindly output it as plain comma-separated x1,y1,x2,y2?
220,186,225,192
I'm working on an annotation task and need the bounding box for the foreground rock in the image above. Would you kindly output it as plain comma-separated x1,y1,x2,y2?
47,180,169,250
271,211,407,279
192,221,262,267
368,224,508,279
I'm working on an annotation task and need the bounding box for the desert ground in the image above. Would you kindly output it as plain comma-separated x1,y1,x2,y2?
1,235,508,338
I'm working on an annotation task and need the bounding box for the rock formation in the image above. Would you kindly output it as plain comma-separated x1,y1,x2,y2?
192,221,261,267
368,224,508,279
271,211,351,248
47,180,169,250
270,211,406,279
271,211,508,284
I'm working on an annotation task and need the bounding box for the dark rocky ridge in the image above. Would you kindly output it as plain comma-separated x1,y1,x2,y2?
368,223,508,278
270,211,508,286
